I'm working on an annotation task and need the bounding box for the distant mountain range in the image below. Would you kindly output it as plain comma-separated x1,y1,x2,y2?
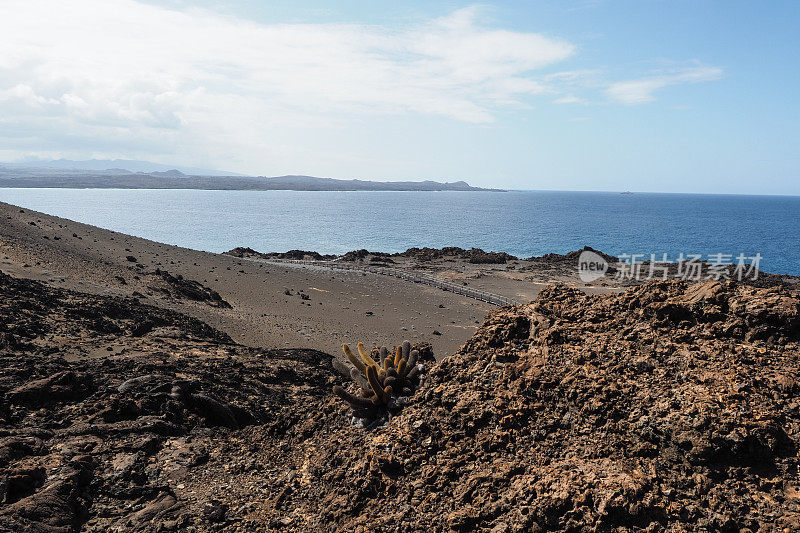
8,158,245,176
0,160,500,192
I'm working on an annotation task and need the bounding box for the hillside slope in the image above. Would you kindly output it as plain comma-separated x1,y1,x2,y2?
2,273,799,531
0,271,336,531
289,280,800,531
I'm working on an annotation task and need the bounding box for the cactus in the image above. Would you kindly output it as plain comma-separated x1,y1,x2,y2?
357,342,379,368
332,340,428,424
333,385,375,410
350,368,371,392
407,349,418,372
343,344,366,375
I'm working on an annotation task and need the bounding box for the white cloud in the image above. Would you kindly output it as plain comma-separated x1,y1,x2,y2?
0,1,723,174
554,95,588,105
606,66,723,105
0,2,573,153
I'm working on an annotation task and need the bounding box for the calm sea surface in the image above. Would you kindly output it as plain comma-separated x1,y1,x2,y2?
1,188,798,275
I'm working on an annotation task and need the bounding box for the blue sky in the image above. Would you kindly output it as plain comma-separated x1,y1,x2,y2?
1,1,798,194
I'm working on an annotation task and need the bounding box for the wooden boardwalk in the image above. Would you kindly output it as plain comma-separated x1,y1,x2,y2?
244,257,522,307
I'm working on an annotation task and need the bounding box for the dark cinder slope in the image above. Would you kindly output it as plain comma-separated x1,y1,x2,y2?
3,266,800,531
0,270,336,531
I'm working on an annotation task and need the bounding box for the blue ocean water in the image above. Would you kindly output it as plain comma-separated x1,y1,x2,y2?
1,188,798,275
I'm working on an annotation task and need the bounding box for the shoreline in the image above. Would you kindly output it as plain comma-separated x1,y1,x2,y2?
5,185,800,197
2,187,800,277
0,200,640,357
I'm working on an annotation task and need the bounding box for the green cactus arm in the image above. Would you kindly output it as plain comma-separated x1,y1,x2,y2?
343,344,366,375
379,346,389,364
407,364,420,380
402,340,411,360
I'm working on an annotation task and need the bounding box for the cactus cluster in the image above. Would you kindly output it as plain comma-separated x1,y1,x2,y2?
333,340,424,425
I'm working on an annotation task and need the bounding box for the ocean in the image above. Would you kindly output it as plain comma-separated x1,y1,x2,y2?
1,188,798,275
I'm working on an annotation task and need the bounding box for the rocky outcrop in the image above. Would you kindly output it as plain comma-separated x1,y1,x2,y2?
286,280,800,531
225,247,334,261
0,271,334,531
228,246,519,264
4,266,800,531
399,246,517,263
527,245,620,264
154,269,232,308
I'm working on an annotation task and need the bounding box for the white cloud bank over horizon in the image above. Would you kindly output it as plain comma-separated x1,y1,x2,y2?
0,0,722,176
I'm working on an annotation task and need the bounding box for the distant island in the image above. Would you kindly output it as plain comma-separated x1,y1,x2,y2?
0,160,500,192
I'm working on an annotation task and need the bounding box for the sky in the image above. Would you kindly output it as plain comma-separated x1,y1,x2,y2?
1,0,798,194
